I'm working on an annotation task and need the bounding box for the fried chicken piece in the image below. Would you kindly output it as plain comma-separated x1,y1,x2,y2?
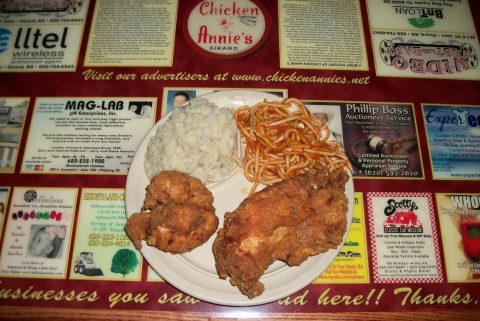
213,166,349,298
145,203,218,253
125,171,218,253
125,211,153,249
142,170,214,211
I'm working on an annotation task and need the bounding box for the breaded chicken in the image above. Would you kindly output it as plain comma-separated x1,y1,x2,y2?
124,211,153,249
142,170,214,211
212,166,349,298
146,202,218,253
125,171,218,253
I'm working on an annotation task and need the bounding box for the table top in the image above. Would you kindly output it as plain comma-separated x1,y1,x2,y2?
1,306,480,321
0,0,479,320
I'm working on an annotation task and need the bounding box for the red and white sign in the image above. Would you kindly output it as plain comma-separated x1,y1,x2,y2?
183,0,271,59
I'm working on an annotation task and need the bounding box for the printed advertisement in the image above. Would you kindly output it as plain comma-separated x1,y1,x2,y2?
84,0,177,67
422,104,480,180
436,193,480,282
279,0,368,70
367,192,443,283
338,102,423,179
21,97,156,174
70,188,142,281
316,193,370,284
0,0,89,72
0,187,77,278
0,187,9,238
0,97,28,173
367,0,480,79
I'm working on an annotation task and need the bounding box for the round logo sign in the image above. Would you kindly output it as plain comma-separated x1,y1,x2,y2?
24,190,37,202
183,0,271,59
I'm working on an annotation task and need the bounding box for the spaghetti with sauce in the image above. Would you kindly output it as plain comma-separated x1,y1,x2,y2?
233,97,351,195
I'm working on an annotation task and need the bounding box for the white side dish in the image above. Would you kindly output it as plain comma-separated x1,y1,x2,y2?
144,98,237,185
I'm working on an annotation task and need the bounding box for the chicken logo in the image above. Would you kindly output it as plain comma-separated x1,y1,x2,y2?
183,0,271,59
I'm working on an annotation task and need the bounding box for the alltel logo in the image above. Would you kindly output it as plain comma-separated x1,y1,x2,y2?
0,26,70,60
0,28,12,53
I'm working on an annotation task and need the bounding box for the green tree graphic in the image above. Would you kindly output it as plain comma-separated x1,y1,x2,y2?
111,248,139,277
408,18,435,29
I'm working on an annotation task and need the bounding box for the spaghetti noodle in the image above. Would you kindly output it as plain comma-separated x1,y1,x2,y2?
234,97,351,195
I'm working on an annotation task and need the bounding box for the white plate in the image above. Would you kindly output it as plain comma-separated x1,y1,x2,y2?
125,90,354,306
